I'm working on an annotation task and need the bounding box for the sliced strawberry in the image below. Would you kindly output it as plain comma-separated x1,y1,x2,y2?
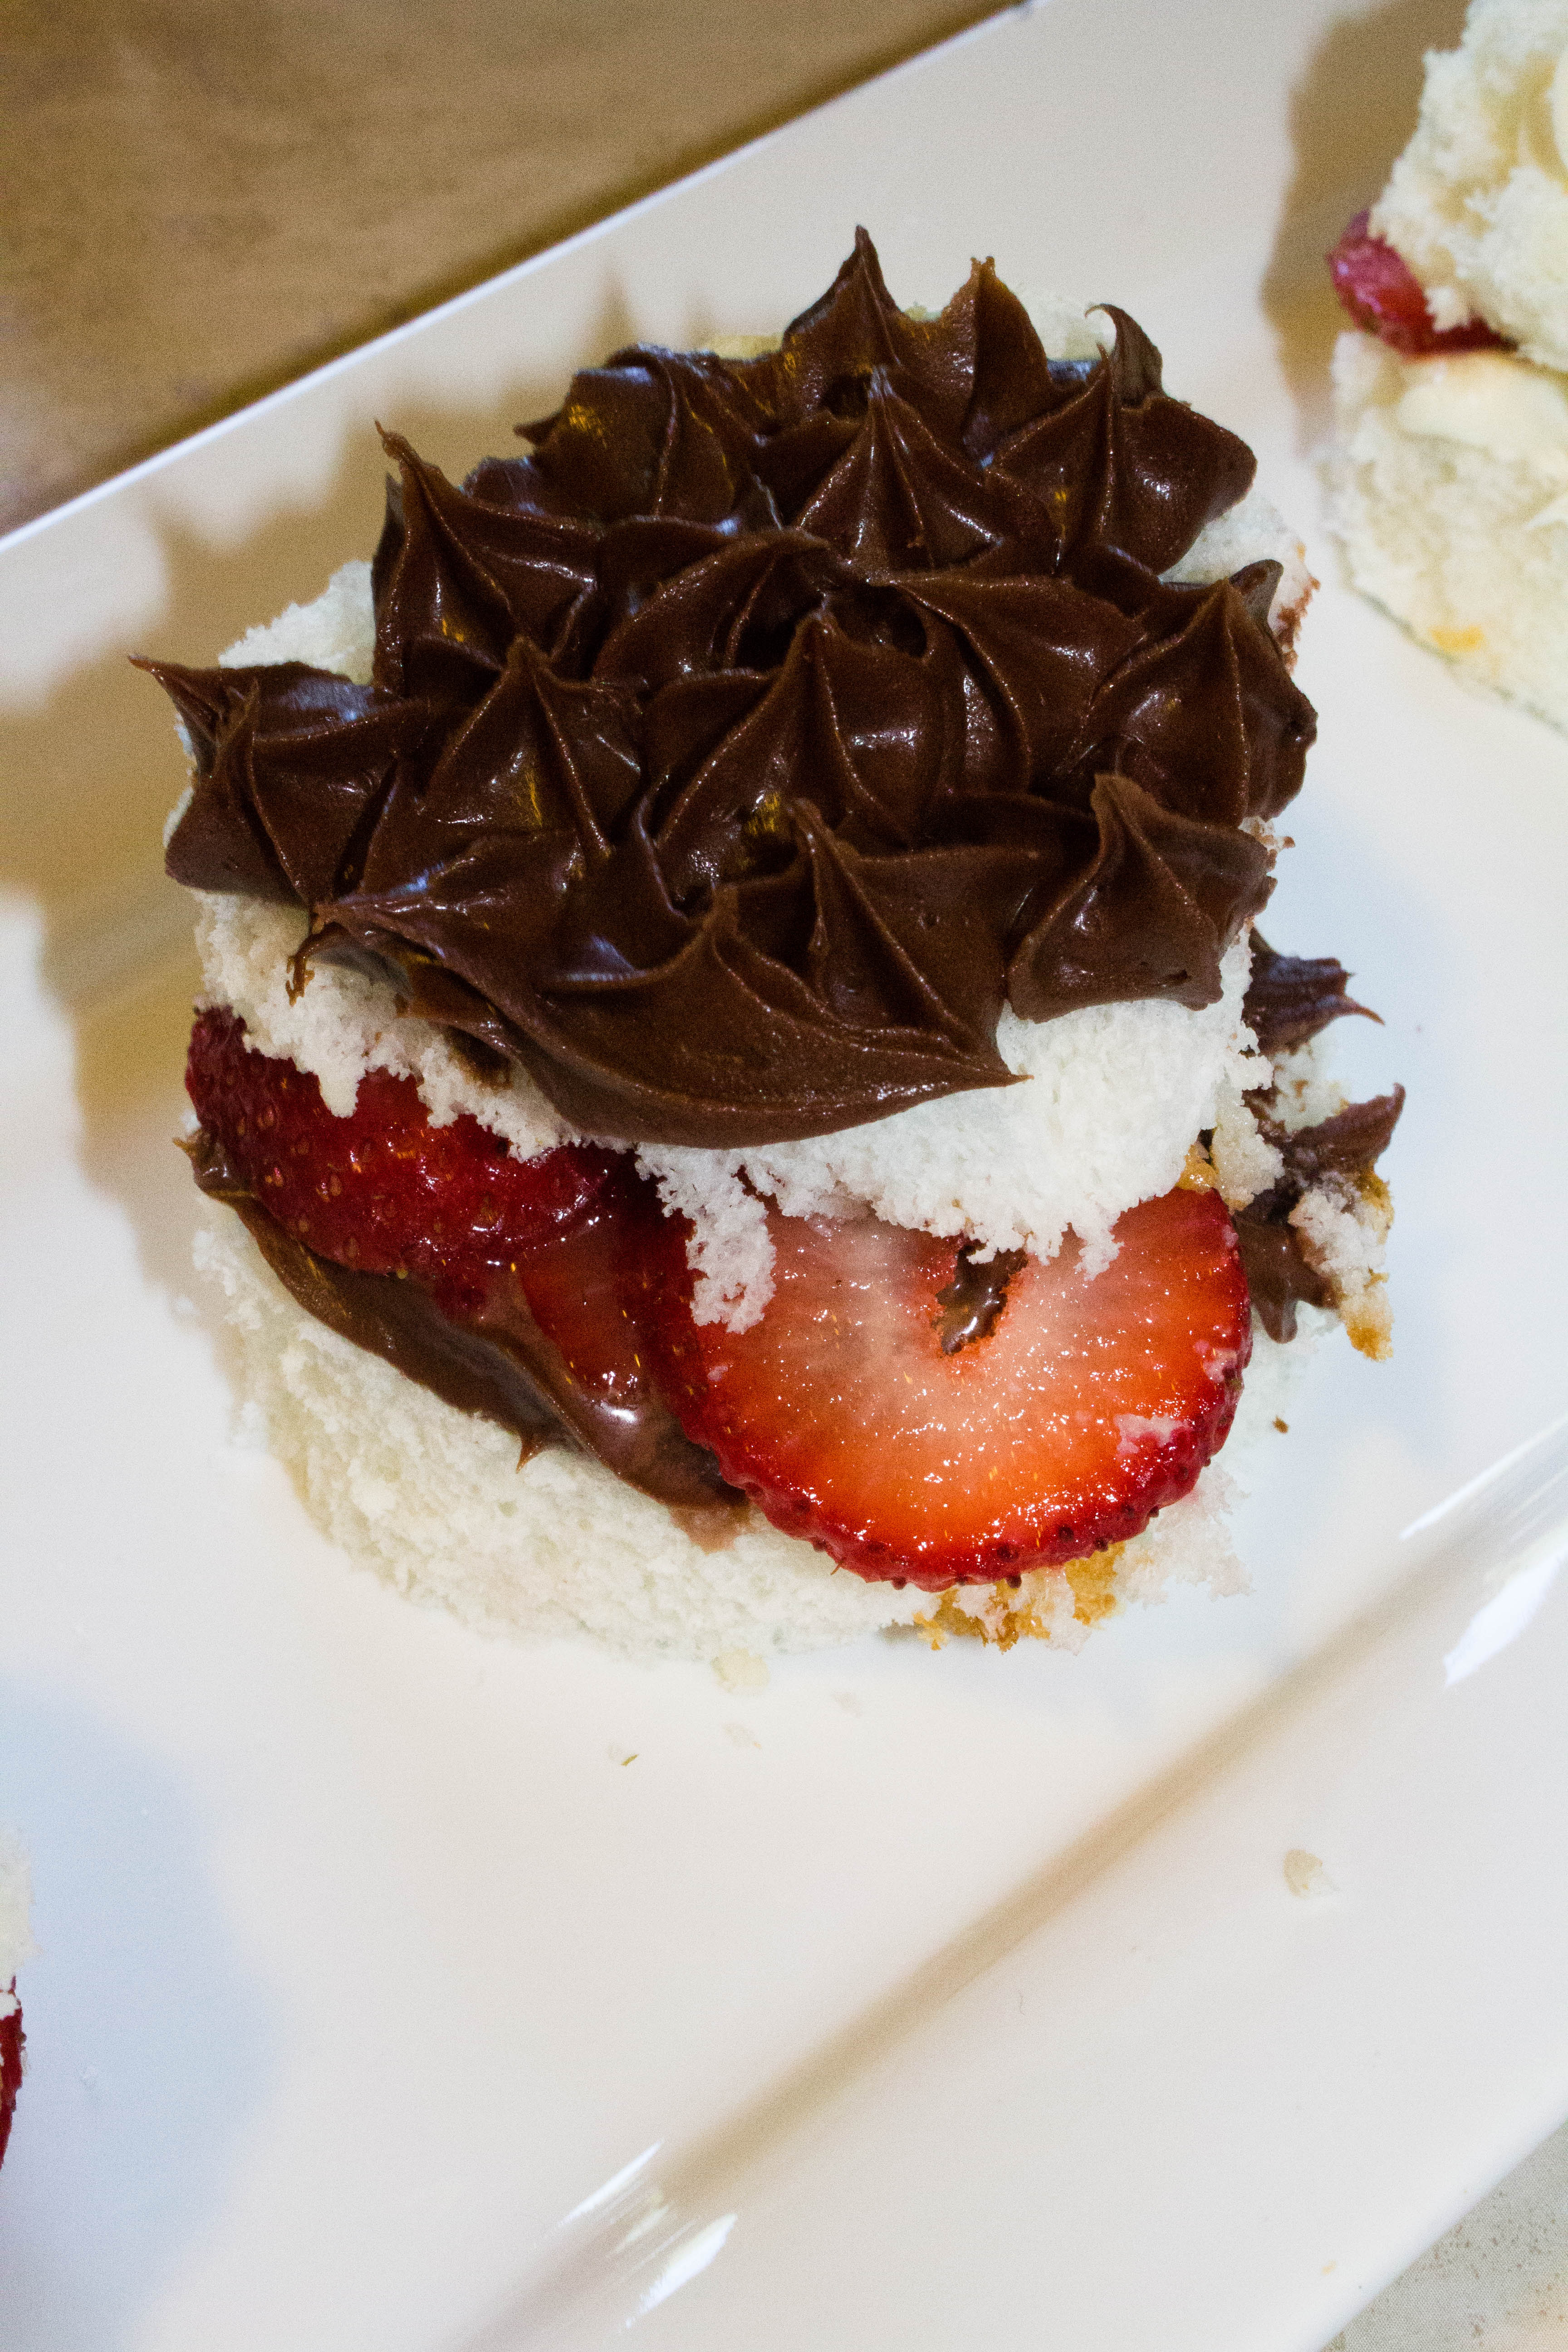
186,1008,734,1503
186,1007,617,1309
1328,211,1510,357
0,1996,21,2169
633,1186,1252,1588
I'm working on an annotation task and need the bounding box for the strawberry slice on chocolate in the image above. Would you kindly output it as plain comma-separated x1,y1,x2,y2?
185,1014,735,1509
634,1185,1252,1589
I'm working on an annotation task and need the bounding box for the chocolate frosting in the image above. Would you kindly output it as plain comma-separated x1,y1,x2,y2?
1233,1215,1333,1337
1233,937,1402,1342
1235,1088,1406,1342
151,233,1313,1149
1243,932,1375,1058
1256,1092,1406,1200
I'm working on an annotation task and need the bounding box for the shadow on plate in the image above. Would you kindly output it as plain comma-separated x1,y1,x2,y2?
0,1683,274,2352
0,351,600,1309
1263,0,1469,451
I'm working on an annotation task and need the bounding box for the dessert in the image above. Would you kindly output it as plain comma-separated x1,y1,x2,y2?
148,234,1401,1658
0,1831,34,2171
1328,0,1568,729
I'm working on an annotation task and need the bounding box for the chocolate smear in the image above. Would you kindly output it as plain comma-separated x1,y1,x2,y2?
187,1127,736,1509
934,1243,1028,1353
1235,1084,1405,1342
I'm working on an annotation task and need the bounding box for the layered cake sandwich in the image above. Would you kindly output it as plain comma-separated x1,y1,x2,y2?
1329,0,1568,728
0,1831,33,2171
146,233,1403,1659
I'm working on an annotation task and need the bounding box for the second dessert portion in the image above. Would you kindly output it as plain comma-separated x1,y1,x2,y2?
148,233,1401,1657
1328,0,1568,730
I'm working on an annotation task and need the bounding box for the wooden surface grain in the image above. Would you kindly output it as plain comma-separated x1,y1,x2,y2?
0,0,999,534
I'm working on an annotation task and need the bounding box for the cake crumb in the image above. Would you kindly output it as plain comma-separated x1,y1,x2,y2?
1066,1550,1125,1625
1177,1142,1217,1191
1290,1171,1395,1361
668,1499,746,1553
712,1650,769,1693
1210,1082,1283,1209
915,1559,1097,1649
723,1722,761,1749
1284,1848,1336,1898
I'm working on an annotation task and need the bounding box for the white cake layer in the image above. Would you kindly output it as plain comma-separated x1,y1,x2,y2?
197,876,1269,1328
192,885,574,1162
1166,480,1313,639
1329,328,1568,732
0,1830,35,2011
196,1209,1308,1662
1372,0,1568,372
637,938,1260,1328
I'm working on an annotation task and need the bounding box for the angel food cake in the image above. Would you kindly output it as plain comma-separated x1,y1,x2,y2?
1329,0,1568,728
147,234,1402,1659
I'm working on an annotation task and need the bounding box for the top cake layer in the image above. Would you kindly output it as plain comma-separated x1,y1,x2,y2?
152,233,1313,1153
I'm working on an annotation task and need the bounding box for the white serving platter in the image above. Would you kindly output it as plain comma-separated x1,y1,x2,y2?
2,3,1566,2347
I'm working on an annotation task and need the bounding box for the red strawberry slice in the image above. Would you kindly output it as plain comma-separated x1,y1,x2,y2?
185,1007,734,1503
186,1007,617,1311
1328,211,1510,357
0,1996,22,2169
634,1185,1252,1588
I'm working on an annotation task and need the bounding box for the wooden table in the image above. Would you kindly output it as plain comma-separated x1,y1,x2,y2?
0,0,995,533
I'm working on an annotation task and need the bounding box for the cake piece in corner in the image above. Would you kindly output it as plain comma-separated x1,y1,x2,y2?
1328,0,1568,730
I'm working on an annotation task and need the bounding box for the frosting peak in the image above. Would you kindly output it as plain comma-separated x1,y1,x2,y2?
153,232,1313,1148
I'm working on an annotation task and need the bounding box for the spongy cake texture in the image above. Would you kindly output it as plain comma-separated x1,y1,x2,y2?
637,941,1260,1330
1373,0,1568,368
1329,332,1568,730
1331,0,1568,729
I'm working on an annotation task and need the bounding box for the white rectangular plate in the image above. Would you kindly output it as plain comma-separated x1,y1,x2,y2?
2,5,1567,2348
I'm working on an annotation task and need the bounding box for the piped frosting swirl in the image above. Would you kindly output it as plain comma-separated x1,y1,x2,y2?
152,232,1314,1149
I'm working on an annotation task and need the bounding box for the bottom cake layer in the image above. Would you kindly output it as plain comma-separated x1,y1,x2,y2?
195,1210,1315,1663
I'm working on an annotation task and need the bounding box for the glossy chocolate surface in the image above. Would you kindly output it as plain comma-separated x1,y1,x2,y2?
153,233,1313,1148
933,1243,1027,1352
1243,932,1375,1058
188,1127,736,1508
